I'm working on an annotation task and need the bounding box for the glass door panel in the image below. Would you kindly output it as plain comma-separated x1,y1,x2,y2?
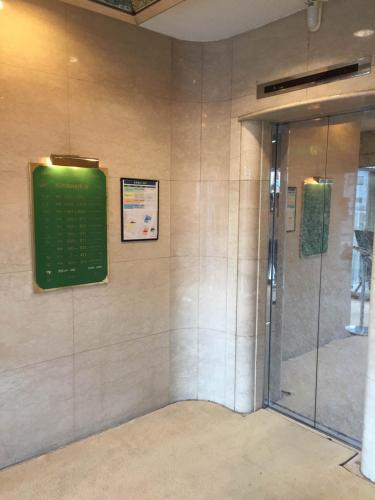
268,118,329,425
315,112,371,446
267,111,370,446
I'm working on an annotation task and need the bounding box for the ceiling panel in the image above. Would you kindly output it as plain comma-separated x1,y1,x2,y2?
142,0,307,41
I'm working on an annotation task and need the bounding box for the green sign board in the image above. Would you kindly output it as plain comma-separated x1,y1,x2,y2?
301,181,332,257
32,164,108,290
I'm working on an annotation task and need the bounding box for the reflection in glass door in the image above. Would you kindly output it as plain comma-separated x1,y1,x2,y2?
266,111,373,447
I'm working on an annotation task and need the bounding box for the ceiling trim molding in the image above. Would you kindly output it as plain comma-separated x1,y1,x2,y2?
60,0,185,26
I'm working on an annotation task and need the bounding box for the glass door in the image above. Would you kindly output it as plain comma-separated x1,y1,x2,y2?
267,112,372,447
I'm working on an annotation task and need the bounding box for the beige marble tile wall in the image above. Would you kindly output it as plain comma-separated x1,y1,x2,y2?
169,38,269,412
170,39,239,408
3,0,375,470
172,0,375,455
232,0,375,119
0,0,172,468
169,41,202,403
171,0,375,415
235,121,270,412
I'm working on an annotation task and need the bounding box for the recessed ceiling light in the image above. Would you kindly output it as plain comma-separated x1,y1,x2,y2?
353,29,374,38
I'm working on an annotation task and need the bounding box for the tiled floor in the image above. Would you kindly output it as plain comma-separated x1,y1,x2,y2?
0,401,374,499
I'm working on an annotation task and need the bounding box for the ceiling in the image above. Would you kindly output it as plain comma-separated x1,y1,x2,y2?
141,0,307,42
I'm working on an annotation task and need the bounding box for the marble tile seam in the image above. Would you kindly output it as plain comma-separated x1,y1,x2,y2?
73,329,170,355
67,74,173,100
14,76,253,106
0,353,74,377
109,255,171,265
0,60,173,102
108,175,171,181
0,256,172,277
0,268,33,276
0,330,171,376
170,327,199,333
170,179,233,183
171,96,234,105
197,328,234,336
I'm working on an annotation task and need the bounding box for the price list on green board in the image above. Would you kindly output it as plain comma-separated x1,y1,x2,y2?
32,165,108,290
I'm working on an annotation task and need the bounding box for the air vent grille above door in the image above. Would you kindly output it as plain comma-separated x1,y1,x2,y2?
257,57,371,99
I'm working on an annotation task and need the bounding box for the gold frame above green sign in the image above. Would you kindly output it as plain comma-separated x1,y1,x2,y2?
30,163,108,292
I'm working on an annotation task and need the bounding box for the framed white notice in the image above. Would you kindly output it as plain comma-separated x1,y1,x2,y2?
121,178,159,242
286,186,297,232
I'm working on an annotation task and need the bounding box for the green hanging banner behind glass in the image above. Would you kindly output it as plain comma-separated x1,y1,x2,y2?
301,179,332,257
32,164,108,290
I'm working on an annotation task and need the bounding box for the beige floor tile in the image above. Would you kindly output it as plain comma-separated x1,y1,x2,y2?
0,402,374,499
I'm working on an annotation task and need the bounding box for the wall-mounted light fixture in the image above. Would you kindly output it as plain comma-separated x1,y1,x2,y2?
306,0,328,33
304,176,320,185
50,154,99,168
304,176,333,185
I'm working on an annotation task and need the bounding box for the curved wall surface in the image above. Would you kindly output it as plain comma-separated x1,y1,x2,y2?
1,0,375,468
